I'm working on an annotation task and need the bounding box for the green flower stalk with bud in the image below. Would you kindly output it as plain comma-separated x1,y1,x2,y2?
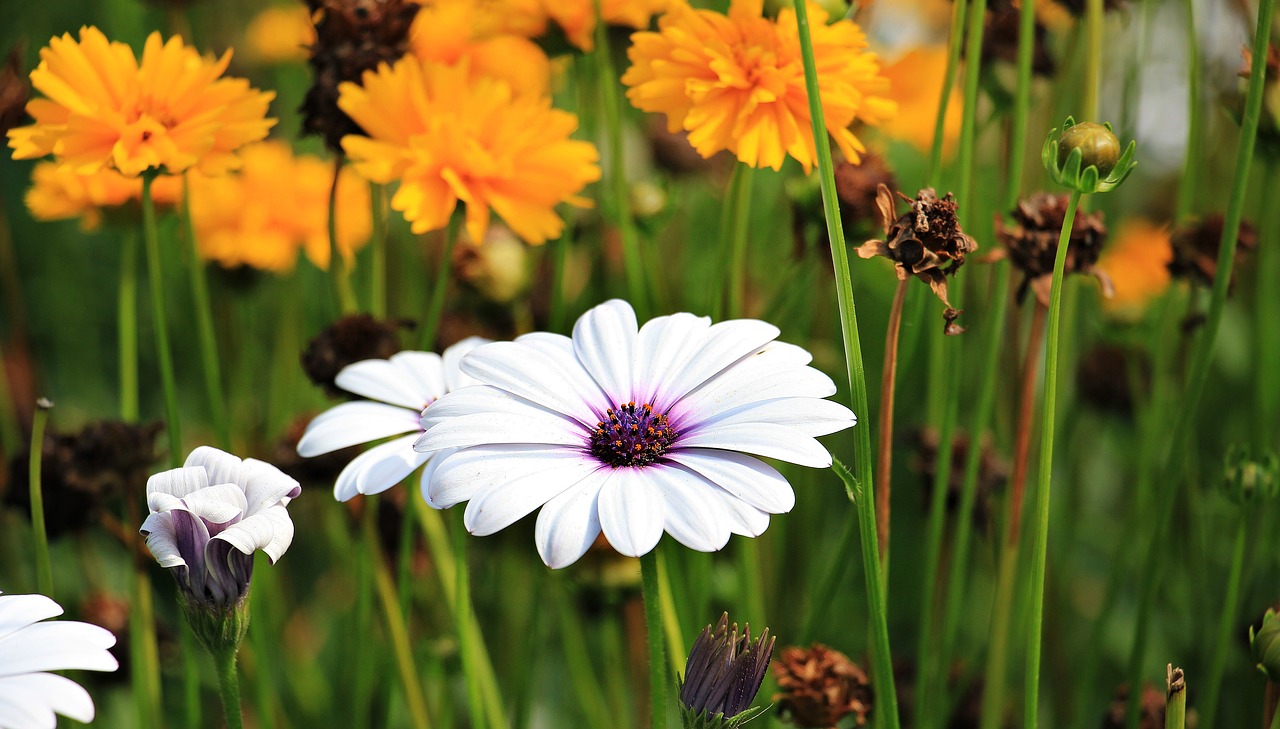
677,614,775,729
1024,116,1135,728
1253,609,1280,729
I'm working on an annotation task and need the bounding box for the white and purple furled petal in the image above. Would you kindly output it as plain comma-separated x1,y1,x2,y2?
414,299,857,568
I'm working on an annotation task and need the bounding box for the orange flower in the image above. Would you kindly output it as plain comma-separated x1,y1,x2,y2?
25,163,182,229
622,0,895,171
1096,218,1172,317
338,58,600,245
188,142,370,272
8,27,275,177
544,0,670,51
879,46,960,156
409,0,550,94
245,6,316,65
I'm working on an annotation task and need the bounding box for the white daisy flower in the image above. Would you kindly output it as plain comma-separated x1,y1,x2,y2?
413,299,856,568
295,337,490,501
140,447,301,611
0,591,118,729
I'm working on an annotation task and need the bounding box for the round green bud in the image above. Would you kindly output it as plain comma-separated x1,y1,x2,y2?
1058,122,1121,178
1252,609,1280,682
1224,446,1280,505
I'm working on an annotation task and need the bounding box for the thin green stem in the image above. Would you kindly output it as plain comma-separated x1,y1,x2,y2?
131,566,163,728
119,230,140,422
352,503,376,727
28,400,53,597
214,646,245,729
594,15,649,317
554,579,613,727
1003,0,1038,211
875,279,908,566
419,217,459,351
451,511,488,729
1255,160,1280,448
371,183,388,318
550,231,572,332
367,508,433,729
1084,0,1103,121
1023,188,1082,729
656,549,688,676
141,174,183,468
980,541,1020,729
249,558,279,729
927,0,970,185
1200,516,1247,724
181,173,230,449
179,622,201,729
328,155,359,316
640,549,668,729
397,486,418,629
727,165,755,318
956,0,987,207
793,0,899,725
1173,0,1201,223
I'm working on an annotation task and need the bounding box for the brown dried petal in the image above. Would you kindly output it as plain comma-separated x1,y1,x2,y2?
774,644,873,728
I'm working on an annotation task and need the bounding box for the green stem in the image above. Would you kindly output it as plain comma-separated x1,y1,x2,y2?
979,542,1020,729
451,511,488,729
28,400,53,597
141,174,183,468
1255,160,1280,448
182,173,230,449
131,566,163,728
640,549,668,729
955,0,987,207
1003,0,1038,210
371,183,388,318
1173,0,1200,223
550,231,572,332
249,561,278,729
419,217,459,351
727,165,755,318
594,15,649,318
1023,188,1082,728
352,503,377,727
793,0,899,725
370,531,433,729
119,230,140,422
1084,0,1103,121
875,279,908,566
927,0,970,185
328,155,358,316
554,580,613,727
214,646,245,729
179,622,201,729
656,549,687,676
1200,516,1247,725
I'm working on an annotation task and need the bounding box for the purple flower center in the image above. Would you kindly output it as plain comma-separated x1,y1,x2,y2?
589,401,678,468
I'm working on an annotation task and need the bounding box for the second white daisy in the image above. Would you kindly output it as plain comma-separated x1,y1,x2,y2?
413,299,856,568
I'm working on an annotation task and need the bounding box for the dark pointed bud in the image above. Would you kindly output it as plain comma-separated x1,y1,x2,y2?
1251,609,1280,682
1057,122,1121,178
678,613,775,729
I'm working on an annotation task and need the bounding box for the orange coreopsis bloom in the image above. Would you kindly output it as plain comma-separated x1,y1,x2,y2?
1096,218,1172,317
544,0,670,51
25,163,182,229
409,0,551,94
338,58,600,245
622,0,896,171
189,141,370,273
8,27,275,177
879,46,960,156
245,6,315,65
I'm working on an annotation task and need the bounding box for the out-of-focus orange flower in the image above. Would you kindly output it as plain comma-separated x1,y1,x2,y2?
1096,218,1172,317
338,58,599,245
879,46,960,156
622,0,895,172
543,0,670,52
25,163,182,229
189,141,370,273
8,27,275,177
246,6,316,65
409,0,551,94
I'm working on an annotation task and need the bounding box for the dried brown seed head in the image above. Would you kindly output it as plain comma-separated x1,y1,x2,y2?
773,643,873,728
0,45,28,138
995,192,1110,307
1168,213,1257,289
301,314,408,396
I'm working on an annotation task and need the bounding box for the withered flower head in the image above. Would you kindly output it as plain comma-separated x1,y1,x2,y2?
1101,682,1163,729
5,421,163,539
981,0,1055,77
856,185,978,333
301,313,407,396
0,45,27,137
1168,213,1257,289
773,643,873,728
302,0,420,151
1076,343,1149,417
910,427,1008,535
995,192,1111,306
678,613,775,728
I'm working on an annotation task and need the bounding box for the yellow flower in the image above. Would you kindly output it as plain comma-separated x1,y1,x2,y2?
338,58,600,245
189,141,370,272
879,46,960,156
1095,218,1172,317
409,0,551,94
8,27,275,177
544,0,670,52
622,0,895,171
245,6,316,65
25,162,182,229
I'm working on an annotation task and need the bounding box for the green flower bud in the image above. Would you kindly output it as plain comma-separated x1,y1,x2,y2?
180,591,251,657
1223,445,1280,505
1251,609,1280,682
1041,116,1137,194
1057,122,1121,178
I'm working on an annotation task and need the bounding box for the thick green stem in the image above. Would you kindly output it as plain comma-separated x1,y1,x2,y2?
420,217,459,351
927,0,969,185
640,550,668,729
182,174,230,449
214,646,245,729
793,1,899,725
1024,188,1083,729
1200,516,1247,724
328,155,358,316
119,230,140,422
371,183,388,318
141,174,183,468
28,400,53,597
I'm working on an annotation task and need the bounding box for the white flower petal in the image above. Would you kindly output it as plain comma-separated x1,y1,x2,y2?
672,360,837,424
336,356,434,409
418,448,456,509
296,401,421,456
414,411,585,452
0,623,118,676
642,319,779,410
428,445,576,508
534,472,609,568
705,486,771,537
145,466,210,499
572,299,637,400
213,506,294,562
240,459,302,511
665,449,795,513
648,464,731,552
460,339,606,422
0,595,62,642
332,438,420,502
355,435,430,496
677,423,833,468
181,483,249,524
184,446,246,487
597,468,665,558
139,513,188,569
462,450,605,536
0,673,96,724
442,337,491,391
633,312,710,402
420,385,578,428
691,397,857,437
